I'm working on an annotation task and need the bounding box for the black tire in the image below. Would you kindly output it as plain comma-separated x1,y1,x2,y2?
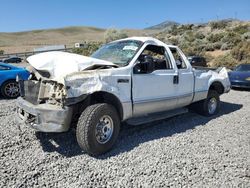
1,80,20,98
191,90,220,117
76,103,120,156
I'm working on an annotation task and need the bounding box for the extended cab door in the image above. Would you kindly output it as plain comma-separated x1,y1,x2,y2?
132,44,178,116
169,47,194,107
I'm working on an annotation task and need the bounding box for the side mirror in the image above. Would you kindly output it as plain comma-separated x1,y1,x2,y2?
134,55,155,74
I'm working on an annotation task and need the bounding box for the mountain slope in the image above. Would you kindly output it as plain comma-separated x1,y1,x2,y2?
0,26,150,53
145,20,179,30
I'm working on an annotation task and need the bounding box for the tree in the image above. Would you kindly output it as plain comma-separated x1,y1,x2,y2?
72,42,102,56
104,29,128,43
0,50,4,55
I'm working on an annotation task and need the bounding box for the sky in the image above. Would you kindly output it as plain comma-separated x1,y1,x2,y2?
0,0,249,32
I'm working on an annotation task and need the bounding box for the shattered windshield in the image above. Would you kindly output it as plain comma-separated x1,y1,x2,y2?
91,40,142,66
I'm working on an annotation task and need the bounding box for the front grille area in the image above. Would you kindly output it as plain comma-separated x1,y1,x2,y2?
22,80,41,105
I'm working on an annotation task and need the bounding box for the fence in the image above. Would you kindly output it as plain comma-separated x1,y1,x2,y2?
0,48,74,60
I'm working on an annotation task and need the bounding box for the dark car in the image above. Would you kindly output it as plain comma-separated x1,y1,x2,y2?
229,64,250,89
188,56,207,67
3,56,22,64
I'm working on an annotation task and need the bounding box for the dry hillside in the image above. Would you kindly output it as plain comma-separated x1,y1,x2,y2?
0,26,152,53
0,20,249,67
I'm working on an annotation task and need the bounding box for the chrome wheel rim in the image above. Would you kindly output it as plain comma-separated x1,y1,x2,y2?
95,115,114,144
208,97,217,114
4,82,19,98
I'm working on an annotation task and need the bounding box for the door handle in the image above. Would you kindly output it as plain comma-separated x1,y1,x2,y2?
173,75,179,84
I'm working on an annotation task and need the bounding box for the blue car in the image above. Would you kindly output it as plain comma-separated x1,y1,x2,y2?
0,62,30,98
229,64,250,89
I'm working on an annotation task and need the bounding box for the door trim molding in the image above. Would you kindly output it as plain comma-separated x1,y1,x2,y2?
133,93,193,104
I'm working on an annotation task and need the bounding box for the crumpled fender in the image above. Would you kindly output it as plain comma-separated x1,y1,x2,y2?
207,67,231,93
64,69,121,100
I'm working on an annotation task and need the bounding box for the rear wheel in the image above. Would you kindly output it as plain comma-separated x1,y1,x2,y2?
76,103,120,156
191,90,220,116
1,80,20,98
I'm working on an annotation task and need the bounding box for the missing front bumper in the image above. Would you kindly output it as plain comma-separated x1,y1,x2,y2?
16,97,73,132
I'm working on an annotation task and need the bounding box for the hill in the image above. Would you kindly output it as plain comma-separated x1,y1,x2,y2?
0,19,249,68
152,19,250,67
0,26,151,53
145,20,179,30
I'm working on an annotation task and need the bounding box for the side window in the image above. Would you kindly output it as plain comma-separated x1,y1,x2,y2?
136,45,172,71
170,47,187,69
0,65,10,70
193,57,198,63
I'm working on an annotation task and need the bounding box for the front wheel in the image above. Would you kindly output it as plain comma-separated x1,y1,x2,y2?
1,80,20,98
76,103,120,156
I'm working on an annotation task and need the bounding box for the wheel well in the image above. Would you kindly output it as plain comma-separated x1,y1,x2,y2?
90,91,123,120
209,82,224,95
0,79,16,89
1,79,16,84
73,91,124,121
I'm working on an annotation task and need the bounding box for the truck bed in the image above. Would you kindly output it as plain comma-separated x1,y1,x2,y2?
192,67,231,102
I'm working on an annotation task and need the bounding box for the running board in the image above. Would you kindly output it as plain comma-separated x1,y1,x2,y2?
126,108,188,126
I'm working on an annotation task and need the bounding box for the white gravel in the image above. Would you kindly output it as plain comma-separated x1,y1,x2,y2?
0,90,250,187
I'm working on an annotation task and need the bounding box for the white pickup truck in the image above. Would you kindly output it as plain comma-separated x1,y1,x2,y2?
16,37,231,156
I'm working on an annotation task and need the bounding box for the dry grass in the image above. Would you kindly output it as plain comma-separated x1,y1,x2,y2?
206,50,230,58
0,26,153,53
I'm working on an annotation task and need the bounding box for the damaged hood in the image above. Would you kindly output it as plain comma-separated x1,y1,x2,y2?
27,51,116,82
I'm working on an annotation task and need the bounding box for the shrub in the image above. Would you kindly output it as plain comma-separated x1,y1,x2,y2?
209,21,228,29
180,41,205,56
212,53,237,68
207,33,224,43
220,43,229,50
169,24,178,35
233,25,249,35
168,37,179,45
104,29,128,43
195,44,208,53
0,50,4,55
202,42,222,51
215,42,223,50
203,53,214,63
222,32,242,48
179,37,209,55
191,39,207,52
195,32,205,40
72,42,102,56
179,24,194,31
204,43,216,51
183,31,196,42
182,47,198,56
231,41,250,62
242,32,250,40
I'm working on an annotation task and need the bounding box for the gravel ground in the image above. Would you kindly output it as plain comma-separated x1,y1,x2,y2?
0,90,250,187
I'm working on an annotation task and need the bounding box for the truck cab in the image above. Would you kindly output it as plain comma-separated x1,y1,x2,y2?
132,42,194,116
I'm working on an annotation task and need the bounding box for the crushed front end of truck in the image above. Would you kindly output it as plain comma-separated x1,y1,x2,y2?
16,78,73,132
16,51,119,132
